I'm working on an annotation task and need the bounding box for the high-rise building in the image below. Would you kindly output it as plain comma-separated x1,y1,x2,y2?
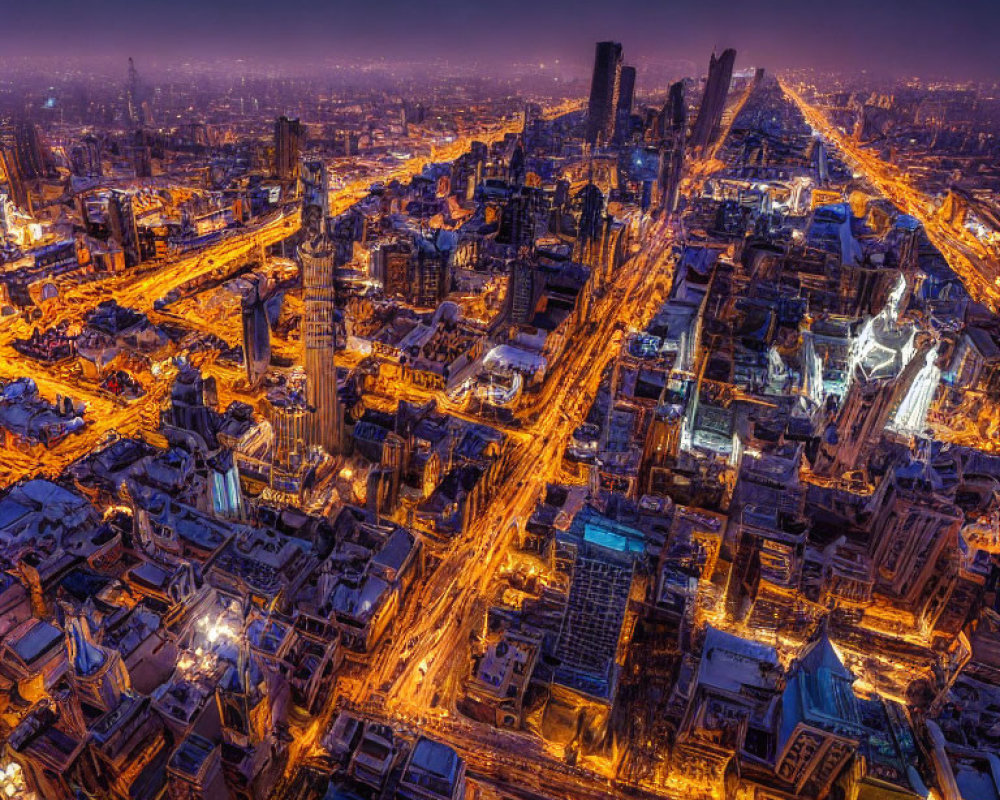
70,135,103,178
164,362,220,450
578,182,605,243
241,275,272,388
414,238,450,308
14,121,52,180
132,144,152,178
300,159,329,236
267,379,311,498
107,190,141,268
508,260,537,325
65,612,130,714
274,116,303,182
690,48,736,150
613,65,636,143
585,41,623,146
663,80,687,139
375,239,414,298
660,80,687,215
0,145,30,211
498,188,543,250
866,463,962,611
167,735,232,800
126,57,141,127
551,506,641,700
299,234,341,454
215,641,288,799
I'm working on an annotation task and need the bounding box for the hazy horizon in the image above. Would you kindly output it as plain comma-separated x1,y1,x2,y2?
1,0,996,82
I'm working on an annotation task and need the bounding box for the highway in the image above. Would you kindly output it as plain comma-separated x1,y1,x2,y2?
0,106,580,486
779,79,1000,312
276,213,679,800
0,208,298,485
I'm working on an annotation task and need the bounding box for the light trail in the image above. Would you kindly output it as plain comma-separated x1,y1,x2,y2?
780,79,1000,312
278,216,679,800
0,105,584,486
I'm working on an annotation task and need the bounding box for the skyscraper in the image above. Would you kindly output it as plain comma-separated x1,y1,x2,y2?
585,41,623,146
14,121,52,180
70,135,103,178
215,640,288,799
125,57,146,128
690,48,736,150
274,116,303,182
660,80,687,215
413,238,450,307
132,144,152,179
508,260,537,325
613,65,637,143
107,190,141,268
268,378,311,496
578,182,605,243
299,234,341,454
664,80,687,139
300,159,329,236
0,146,29,211
241,275,272,388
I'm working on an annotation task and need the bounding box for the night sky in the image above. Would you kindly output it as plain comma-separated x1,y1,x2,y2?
1,0,994,80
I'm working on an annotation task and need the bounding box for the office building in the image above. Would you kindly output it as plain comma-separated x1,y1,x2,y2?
14,121,52,180
614,65,636,143
585,41,623,146
299,233,341,454
274,116,303,182
107,190,142,268
690,48,736,150
301,159,329,236
241,275,272,388
660,80,687,214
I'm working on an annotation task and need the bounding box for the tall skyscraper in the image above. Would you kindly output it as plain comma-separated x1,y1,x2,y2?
300,160,329,236
14,121,52,180
613,65,637,143
508,260,537,325
274,116,303,182
132,144,152,179
299,234,341,454
0,146,29,211
241,275,272,388
578,183,605,243
690,48,736,150
585,41,623,146
126,57,141,128
660,80,687,215
215,641,287,798
664,80,687,139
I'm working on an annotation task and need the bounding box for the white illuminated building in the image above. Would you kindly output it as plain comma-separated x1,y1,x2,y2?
888,346,940,435
847,276,916,390
801,331,826,406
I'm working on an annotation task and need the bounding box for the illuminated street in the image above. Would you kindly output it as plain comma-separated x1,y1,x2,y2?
1,8,999,800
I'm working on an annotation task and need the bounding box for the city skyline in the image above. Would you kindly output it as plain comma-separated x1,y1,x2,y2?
1,0,998,80
1,14,999,800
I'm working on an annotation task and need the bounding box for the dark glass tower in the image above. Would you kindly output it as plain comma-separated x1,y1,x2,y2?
613,65,637,143
274,115,303,182
690,48,736,150
585,41,623,146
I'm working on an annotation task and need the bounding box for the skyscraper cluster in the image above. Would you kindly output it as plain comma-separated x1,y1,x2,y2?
0,33,999,800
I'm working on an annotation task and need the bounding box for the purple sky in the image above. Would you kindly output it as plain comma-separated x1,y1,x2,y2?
2,0,994,80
